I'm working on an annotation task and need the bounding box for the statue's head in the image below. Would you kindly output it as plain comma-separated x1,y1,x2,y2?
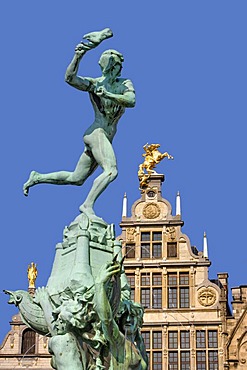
117,300,144,336
99,49,124,77
52,285,97,335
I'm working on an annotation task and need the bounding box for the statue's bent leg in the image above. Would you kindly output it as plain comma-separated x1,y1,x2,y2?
48,333,86,370
80,130,117,216
23,150,98,196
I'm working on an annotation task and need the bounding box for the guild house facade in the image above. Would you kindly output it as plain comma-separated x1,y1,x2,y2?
1,173,247,369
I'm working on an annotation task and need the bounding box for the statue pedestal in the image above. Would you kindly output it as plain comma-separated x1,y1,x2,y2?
47,213,120,300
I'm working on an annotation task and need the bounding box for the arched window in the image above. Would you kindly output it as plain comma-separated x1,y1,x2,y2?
21,329,36,354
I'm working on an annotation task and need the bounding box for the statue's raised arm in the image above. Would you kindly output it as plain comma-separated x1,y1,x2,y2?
65,28,113,91
23,28,135,223
94,261,148,369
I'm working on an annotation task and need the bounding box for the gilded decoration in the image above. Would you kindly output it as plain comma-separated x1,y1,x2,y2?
27,262,38,289
198,287,217,307
138,143,173,190
142,203,161,219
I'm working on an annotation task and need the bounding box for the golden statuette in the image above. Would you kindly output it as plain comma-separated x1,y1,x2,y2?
27,262,38,289
138,143,173,189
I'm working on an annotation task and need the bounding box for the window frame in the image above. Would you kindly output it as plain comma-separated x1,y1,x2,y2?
142,329,163,370
21,329,36,355
140,230,163,259
140,271,163,309
168,272,190,309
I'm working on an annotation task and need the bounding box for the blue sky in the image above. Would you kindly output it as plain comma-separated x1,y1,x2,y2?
1,1,247,343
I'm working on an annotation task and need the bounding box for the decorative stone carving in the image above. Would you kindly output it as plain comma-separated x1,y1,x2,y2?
166,226,176,241
198,287,217,307
126,227,135,242
142,203,161,219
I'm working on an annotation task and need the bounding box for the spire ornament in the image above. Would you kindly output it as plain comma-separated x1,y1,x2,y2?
27,262,38,289
203,231,208,258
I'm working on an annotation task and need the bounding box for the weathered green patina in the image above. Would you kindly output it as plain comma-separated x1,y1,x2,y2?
5,29,147,370
23,27,135,222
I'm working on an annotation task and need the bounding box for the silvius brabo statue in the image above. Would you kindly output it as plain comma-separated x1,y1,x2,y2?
23,27,135,223
5,28,148,370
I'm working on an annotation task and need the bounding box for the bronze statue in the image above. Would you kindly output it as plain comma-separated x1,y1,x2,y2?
23,28,135,222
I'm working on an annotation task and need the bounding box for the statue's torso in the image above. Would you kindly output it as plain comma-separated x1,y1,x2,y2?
84,77,133,141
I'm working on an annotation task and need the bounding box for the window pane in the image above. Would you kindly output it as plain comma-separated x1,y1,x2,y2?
142,331,150,349
126,274,135,301
126,275,135,287
168,331,178,349
141,275,150,286
180,288,190,308
125,244,135,258
153,232,162,241
153,352,162,370
141,232,150,241
146,352,150,365
168,288,177,308
179,273,189,285
141,244,150,258
168,274,177,286
208,330,218,348
196,331,206,348
153,332,162,349
196,351,206,370
208,351,218,370
141,288,150,308
168,332,178,349
130,289,135,301
167,242,177,257
181,351,190,370
153,243,162,258
180,331,190,349
152,274,162,285
168,352,178,370
153,288,162,309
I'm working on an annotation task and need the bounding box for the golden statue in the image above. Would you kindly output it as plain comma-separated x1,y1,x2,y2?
138,143,173,189
27,262,38,289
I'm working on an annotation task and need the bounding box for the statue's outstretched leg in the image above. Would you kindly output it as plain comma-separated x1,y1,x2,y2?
23,150,97,196
79,130,117,218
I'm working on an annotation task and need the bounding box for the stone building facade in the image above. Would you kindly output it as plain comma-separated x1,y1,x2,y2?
119,174,247,369
0,312,51,369
226,286,247,369
1,173,247,369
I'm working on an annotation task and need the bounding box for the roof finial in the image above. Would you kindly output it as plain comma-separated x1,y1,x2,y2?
27,262,38,289
203,232,208,258
176,191,181,216
122,192,127,217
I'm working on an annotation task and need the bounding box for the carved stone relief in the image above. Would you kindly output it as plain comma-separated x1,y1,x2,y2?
142,203,161,219
198,287,217,307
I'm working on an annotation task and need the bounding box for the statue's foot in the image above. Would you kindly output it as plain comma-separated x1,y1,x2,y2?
79,204,106,224
79,203,95,217
23,171,40,196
